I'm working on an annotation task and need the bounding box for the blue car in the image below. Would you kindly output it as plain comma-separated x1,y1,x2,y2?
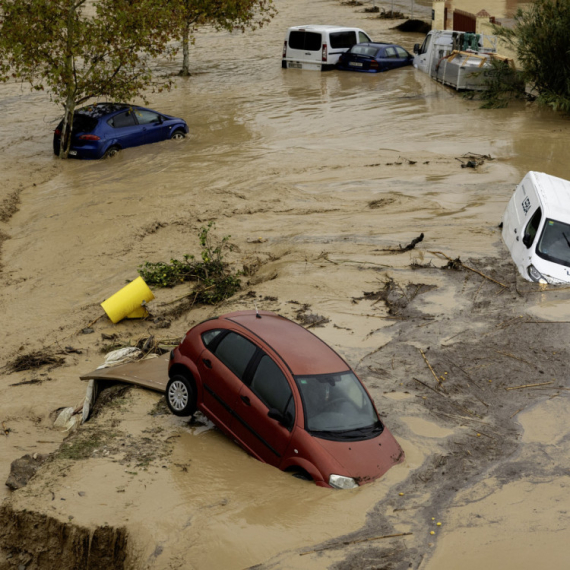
337,42,413,73
53,103,189,159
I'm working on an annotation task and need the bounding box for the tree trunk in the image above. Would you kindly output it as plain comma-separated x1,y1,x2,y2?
180,22,191,76
59,0,76,159
60,97,76,159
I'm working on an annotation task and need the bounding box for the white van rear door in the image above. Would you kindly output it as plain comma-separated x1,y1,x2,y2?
286,30,322,68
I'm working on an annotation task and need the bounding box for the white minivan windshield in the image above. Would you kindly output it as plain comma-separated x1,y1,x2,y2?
537,218,570,268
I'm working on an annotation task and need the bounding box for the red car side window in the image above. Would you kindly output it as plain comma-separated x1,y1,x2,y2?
213,332,257,380
250,355,295,420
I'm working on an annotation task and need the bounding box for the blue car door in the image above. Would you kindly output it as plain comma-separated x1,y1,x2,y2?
395,46,412,69
384,46,399,69
134,109,168,144
107,110,142,149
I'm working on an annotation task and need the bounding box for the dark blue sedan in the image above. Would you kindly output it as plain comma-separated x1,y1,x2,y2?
337,42,413,73
53,103,189,159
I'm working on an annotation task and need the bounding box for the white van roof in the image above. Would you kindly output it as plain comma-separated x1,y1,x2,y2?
287,25,364,32
528,171,570,222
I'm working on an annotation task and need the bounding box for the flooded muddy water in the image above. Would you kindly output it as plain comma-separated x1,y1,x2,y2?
1,0,569,568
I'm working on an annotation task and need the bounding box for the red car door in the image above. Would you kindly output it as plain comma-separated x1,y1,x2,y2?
231,353,295,467
198,331,257,432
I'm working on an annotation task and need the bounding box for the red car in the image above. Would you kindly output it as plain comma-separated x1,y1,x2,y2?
166,310,404,488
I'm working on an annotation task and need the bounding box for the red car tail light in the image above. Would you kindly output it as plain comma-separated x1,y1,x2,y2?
54,128,61,136
370,60,379,69
78,134,101,141
322,43,328,62
282,40,287,58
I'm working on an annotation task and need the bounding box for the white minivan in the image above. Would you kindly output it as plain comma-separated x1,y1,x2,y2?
502,171,570,284
282,25,373,71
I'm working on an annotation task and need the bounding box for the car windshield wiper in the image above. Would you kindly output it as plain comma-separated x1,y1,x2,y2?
311,423,383,438
310,429,363,439
563,232,570,249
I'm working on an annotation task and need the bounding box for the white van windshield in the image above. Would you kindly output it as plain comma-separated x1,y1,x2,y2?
536,218,570,268
295,371,381,439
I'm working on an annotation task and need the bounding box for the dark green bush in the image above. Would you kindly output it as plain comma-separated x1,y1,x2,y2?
493,0,570,112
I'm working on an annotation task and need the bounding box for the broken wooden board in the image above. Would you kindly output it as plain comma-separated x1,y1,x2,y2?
80,355,169,393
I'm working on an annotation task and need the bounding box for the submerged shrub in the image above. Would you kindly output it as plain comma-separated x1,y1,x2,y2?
138,223,241,305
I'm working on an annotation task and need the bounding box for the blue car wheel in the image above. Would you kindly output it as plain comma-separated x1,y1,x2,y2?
171,129,186,140
103,145,120,159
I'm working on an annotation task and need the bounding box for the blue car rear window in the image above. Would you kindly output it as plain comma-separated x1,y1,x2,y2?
68,114,98,134
350,46,379,57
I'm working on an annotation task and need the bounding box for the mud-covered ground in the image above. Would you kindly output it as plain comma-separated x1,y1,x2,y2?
2,0,570,569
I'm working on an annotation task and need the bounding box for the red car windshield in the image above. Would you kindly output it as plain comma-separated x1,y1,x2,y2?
295,371,380,435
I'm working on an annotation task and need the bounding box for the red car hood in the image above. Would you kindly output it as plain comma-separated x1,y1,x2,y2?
314,427,404,485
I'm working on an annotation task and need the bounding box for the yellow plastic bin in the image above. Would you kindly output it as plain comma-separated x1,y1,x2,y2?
101,277,155,324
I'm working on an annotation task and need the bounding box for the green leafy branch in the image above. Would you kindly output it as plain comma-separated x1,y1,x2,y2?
138,222,241,305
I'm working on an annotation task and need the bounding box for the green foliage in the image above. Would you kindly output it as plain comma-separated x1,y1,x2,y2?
478,59,527,108
493,0,570,112
0,0,177,157
169,0,276,75
138,222,241,305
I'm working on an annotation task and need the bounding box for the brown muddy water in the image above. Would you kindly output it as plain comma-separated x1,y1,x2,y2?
1,0,570,569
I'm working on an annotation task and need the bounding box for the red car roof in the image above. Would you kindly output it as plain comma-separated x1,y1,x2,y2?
221,311,348,376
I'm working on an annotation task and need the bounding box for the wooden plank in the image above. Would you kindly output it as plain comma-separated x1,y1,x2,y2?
80,354,169,393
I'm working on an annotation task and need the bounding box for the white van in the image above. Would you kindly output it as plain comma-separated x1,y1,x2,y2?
502,171,570,284
282,25,373,71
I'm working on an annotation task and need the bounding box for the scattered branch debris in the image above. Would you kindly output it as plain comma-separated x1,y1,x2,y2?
368,198,395,209
294,304,330,328
376,9,406,19
420,349,442,386
380,233,424,253
353,278,436,316
505,381,555,391
6,349,66,374
429,251,508,288
455,153,494,168
300,532,412,556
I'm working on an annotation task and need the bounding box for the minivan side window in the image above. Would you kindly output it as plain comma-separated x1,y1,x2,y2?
358,31,371,43
524,207,542,248
250,355,295,421
214,332,257,379
330,31,357,49
289,31,322,51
